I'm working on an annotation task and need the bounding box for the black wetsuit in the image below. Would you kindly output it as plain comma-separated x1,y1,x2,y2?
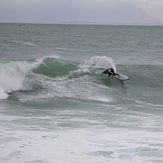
102,68,118,76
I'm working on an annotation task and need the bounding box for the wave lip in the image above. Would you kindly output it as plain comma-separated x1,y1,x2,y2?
32,55,77,77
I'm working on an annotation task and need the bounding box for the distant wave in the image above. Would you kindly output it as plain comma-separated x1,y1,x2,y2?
12,40,38,47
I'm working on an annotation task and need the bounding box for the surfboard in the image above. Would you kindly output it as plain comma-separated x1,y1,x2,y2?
114,74,130,81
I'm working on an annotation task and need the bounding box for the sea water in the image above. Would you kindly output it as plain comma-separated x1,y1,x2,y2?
0,23,163,163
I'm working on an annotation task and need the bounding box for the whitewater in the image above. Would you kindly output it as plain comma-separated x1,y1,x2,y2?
0,23,163,163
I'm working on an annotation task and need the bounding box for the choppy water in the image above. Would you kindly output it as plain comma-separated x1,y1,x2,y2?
0,23,163,163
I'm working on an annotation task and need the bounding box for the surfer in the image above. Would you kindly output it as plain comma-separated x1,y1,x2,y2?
101,68,120,78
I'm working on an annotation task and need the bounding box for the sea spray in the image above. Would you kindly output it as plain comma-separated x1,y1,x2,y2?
78,56,116,72
0,86,8,99
68,56,117,79
0,61,31,99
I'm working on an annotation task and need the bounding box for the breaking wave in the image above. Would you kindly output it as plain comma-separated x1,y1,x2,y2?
1,55,162,105
0,55,115,101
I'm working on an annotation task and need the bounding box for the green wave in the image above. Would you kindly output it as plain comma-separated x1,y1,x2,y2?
32,56,78,77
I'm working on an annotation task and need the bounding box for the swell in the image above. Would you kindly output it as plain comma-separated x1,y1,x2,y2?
118,64,163,88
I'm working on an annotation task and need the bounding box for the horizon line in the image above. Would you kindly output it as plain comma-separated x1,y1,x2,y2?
1,21,163,26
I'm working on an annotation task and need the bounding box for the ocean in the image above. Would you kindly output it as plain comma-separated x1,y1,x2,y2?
0,23,163,163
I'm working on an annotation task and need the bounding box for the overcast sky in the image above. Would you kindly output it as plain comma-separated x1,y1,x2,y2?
0,0,163,24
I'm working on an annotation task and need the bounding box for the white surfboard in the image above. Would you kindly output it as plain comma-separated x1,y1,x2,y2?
114,74,130,81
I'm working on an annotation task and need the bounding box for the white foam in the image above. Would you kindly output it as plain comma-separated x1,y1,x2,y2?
2,127,162,163
0,61,31,99
0,86,8,99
